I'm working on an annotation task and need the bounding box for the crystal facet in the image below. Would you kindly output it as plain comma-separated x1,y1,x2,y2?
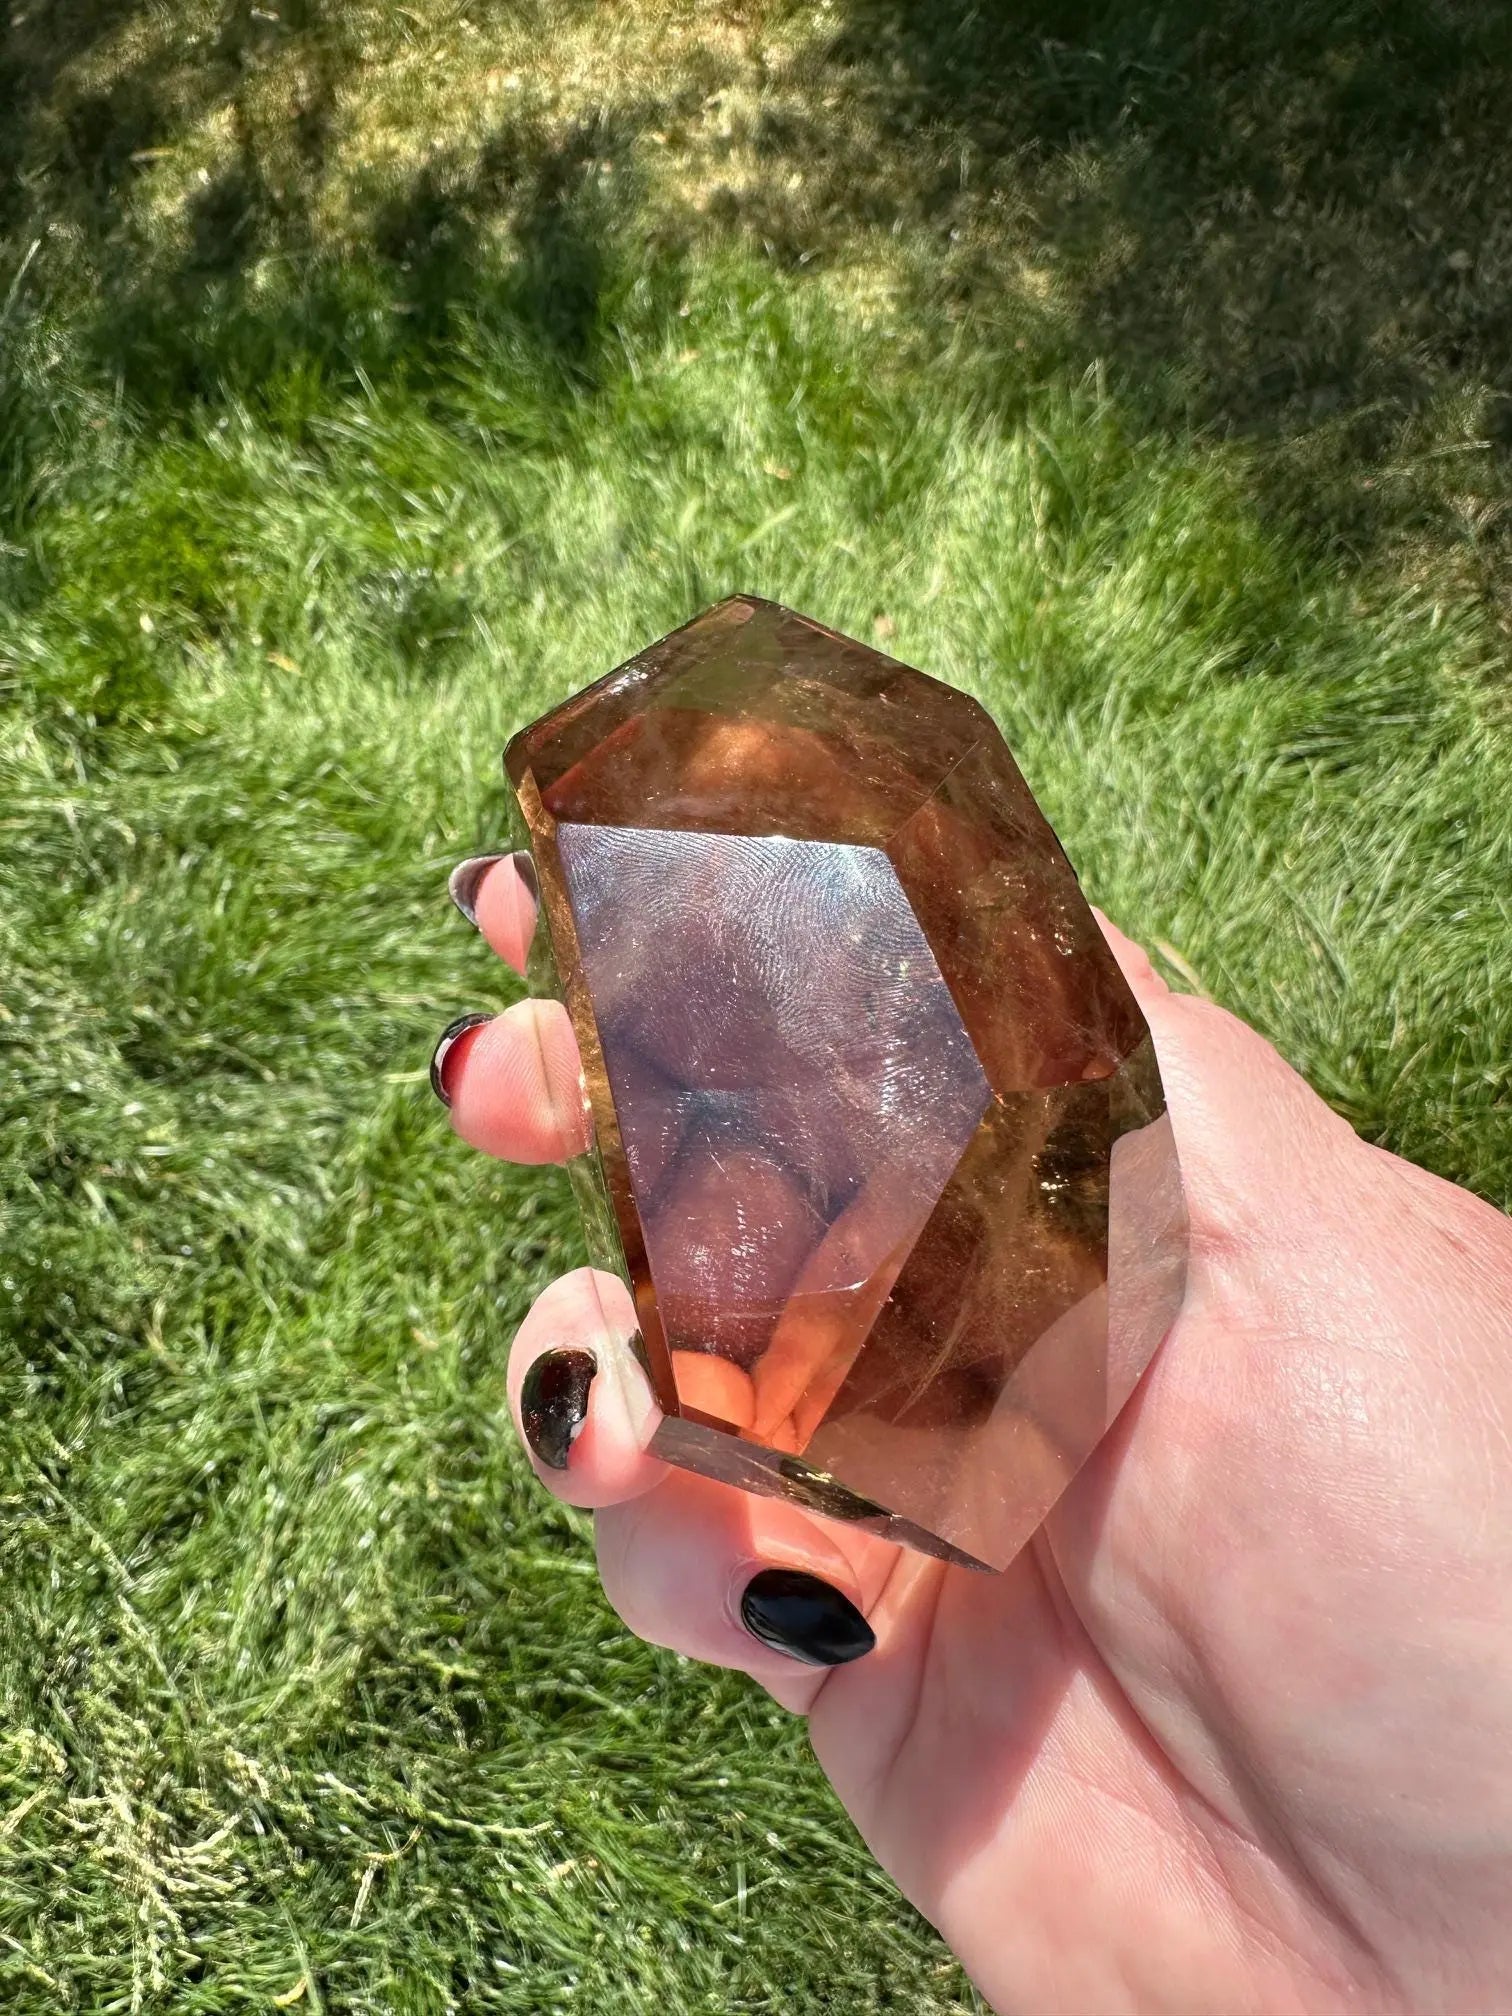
505,596,1187,1571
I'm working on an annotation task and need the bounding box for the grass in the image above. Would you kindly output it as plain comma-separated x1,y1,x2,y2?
1,0,1510,2008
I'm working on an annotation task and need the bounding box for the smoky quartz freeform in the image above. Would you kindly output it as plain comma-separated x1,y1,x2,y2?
505,595,1187,1571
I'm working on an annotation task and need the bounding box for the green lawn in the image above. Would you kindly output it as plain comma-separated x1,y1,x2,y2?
2,2,1510,2008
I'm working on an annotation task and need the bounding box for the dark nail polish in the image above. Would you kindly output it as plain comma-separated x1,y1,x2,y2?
511,848,539,904
739,1567,875,1667
520,1348,597,1470
448,854,505,927
429,1013,490,1107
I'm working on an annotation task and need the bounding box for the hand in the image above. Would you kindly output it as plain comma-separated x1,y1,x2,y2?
433,852,1512,2016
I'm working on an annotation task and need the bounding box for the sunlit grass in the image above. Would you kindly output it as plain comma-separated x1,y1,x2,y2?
1,2,1509,2008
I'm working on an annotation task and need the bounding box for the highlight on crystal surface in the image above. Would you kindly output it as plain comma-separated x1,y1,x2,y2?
505,595,1187,1571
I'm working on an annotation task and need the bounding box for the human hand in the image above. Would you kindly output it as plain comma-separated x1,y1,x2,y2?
432,852,1512,2016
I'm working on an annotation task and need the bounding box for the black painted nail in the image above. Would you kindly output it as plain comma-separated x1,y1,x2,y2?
520,1348,597,1470
448,854,505,927
429,1012,490,1107
739,1567,875,1667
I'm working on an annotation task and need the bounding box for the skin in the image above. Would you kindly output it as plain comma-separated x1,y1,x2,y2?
442,856,1512,2016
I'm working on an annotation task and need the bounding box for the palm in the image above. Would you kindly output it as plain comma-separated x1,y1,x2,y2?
809,983,1512,2014
807,1284,1339,2014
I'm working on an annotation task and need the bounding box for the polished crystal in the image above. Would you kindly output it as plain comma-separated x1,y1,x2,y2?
505,596,1187,1570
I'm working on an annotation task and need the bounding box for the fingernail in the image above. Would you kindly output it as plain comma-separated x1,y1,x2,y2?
520,1347,597,1470
448,850,538,927
448,853,505,927
739,1567,875,1667
429,1012,490,1107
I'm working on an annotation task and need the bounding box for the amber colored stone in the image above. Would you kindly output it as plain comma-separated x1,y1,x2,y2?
505,596,1187,1571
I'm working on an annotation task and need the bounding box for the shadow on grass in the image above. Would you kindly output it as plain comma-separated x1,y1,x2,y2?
1,2,647,454
91,104,643,425
794,0,1512,598
3,0,1512,600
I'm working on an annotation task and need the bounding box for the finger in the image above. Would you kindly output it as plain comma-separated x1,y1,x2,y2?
669,1350,756,1427
436,998,590,1162
1091,906,1170,1011
747,1174,917,1445
508,1267,663,1507
595,1463,916,1712
509,1269,912,1712
450,852,539,973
